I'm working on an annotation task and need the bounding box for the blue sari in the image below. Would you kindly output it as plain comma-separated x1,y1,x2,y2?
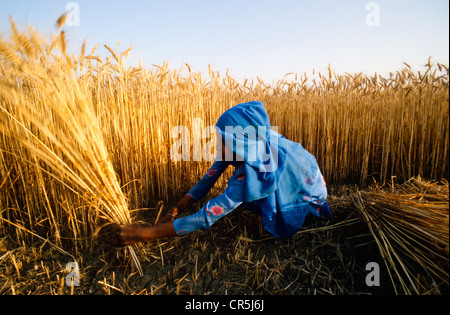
173,101,331,238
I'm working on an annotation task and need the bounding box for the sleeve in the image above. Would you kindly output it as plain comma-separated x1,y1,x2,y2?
186,160,229,201
173,164,246,236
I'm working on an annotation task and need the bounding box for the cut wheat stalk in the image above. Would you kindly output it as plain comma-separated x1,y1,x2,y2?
353,177,449,294
0,17,143,275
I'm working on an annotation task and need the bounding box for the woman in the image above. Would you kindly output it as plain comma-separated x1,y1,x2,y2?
110,101,331,247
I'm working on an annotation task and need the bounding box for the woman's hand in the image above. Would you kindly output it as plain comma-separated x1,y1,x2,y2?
109,223,147,247
156,206,179,225
109,221,178,247
156,194,195,225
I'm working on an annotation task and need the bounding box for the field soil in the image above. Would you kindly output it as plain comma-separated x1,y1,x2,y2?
0,186,404,295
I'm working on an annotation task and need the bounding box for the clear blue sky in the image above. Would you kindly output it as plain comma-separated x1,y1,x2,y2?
1,0,448,82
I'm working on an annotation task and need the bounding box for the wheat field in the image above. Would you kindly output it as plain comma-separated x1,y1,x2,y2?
0,17,448,293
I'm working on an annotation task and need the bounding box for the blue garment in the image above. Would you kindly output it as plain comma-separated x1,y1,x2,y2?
173,101,331,238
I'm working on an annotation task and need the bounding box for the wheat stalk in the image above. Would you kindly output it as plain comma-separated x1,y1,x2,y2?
0,17,142,274
353,177,448,294
0,16,448,281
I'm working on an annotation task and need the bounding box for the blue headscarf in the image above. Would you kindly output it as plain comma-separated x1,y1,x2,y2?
215,101,287,202
215,101,329,238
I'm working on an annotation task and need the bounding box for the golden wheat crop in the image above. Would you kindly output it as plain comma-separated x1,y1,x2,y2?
0,17,448,274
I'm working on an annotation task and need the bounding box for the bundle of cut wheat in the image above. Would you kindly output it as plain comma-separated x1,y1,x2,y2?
353,177,449,294
0,16,142,274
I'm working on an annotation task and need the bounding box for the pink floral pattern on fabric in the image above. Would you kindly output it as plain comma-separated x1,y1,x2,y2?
237,174,246,181
185,193,193,198
305,177,314,185
210,206,224,216
207,169,217,177
322,176,327,188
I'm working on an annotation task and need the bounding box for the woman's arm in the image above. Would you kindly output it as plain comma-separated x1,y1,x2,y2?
109,164,246,246
156,194,196,225
172,165,246,236
157,160,229,224
110,221,178,247
185,160,229,201
110,194,197,246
